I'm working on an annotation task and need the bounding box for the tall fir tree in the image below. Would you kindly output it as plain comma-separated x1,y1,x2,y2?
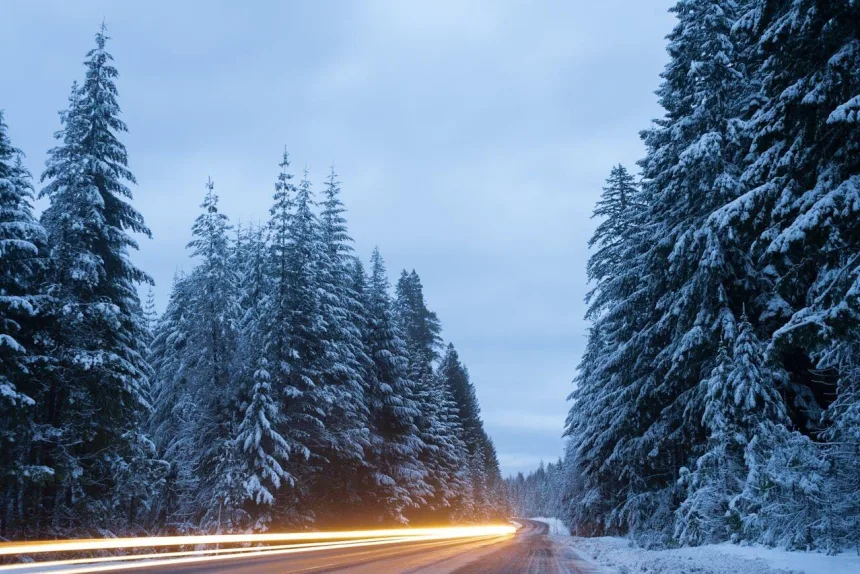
310,167,371,523
184,179,243,531
235,357,292,530
363,249,430,522
38,25,154,534
0,112,49,538
437,343,505,520
142,287,157,345
565,163,651,536
147,272,197,532
395,269,465,519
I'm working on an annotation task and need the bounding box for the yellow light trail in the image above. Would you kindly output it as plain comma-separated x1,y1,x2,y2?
0,524,514,556
0,525,517,573
0,536,419,572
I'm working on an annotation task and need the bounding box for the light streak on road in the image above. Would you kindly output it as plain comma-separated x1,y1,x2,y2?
0,536,418,572
0,524,514,556
0,524,517,573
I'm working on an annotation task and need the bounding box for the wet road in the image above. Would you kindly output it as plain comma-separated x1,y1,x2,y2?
451,520,597,573
141,519,596,573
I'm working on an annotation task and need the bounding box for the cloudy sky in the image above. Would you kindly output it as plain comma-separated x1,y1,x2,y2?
2,0,674,476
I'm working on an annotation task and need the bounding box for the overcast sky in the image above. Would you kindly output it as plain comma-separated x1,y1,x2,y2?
2,0,673,476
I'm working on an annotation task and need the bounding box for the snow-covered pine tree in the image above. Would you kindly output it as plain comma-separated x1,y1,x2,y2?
438,345,480,455
147,272,198,533
717,0,860,548
624,0,757,541
395,270,465,520
260,149,297,412
704,0,855,437
819,340,860,551
232,223,267,400
184,178,243,531
427,368,470,520
568,0,765,543
395,270,443,368
735,421,828,550
0,112,49,538
227,221,296,530
261,148,295,382
675,343,734,545
565,163,652,537
38,25,154,535
309,167,371,524
584,164,638,317
235,357,293,530
676,315,787,546
358,249,430,523
261,165,332,526
143,287,158,344
253,151,318,528
479,437,508,519
437,343,504,520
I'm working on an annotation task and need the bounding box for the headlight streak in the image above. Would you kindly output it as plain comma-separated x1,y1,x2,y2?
0,524,515,556
0,536,419,572
0,525,516,574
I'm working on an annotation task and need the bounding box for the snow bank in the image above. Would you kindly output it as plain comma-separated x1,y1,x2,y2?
529,517,570,536
563,536,860,574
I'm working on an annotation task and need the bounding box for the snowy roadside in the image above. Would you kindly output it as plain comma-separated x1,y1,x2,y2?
556,535,860,574
528,516,570,536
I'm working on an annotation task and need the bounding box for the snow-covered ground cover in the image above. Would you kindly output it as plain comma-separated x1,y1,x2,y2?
529,516,570,535
562,535,860,574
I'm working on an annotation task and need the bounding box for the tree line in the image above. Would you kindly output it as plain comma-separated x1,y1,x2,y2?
0,26,506,540
563,0,860,551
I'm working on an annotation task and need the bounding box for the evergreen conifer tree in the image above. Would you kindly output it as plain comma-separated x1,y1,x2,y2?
236,357,292,530
185,179,243,531
38,25,153,533
362,249,430,522
0,112,49,537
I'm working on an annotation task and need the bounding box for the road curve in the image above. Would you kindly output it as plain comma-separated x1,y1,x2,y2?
136,519,595,573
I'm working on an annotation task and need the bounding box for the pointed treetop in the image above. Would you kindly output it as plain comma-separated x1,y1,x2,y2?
97,19,109,48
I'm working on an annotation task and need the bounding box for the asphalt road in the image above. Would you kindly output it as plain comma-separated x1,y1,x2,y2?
140,520,596,573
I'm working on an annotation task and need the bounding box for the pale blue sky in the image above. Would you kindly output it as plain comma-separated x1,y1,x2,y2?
2,0,673,475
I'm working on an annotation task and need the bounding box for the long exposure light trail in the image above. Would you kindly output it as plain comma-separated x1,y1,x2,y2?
0,524,517,573
0,536,419,572
0,524,515,556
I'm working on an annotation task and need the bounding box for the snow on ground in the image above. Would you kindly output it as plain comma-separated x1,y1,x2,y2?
529,516,570,535
559,535,860,574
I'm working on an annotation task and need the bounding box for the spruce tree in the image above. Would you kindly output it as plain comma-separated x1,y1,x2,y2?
310,167,370,522
185,179,243,531
143,287,158,344
38,25,153,533
585,164,638,316
730,0,860,430
236,357,292,530
395,269,464,519
437,343,503,519
0,112,48,538
255,152,319,527
147,272,197,532
565,164,651,536
261,149,297,406
362,249,430,522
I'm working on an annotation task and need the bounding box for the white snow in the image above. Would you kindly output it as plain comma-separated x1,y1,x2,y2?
562,536,860,574
529,517,570,536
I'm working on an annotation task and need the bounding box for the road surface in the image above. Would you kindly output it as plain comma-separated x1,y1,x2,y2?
139,519,596,573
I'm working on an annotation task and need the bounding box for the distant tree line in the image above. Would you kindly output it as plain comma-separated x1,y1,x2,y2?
0,26,506,540
505,459,565,521
562,0,860,552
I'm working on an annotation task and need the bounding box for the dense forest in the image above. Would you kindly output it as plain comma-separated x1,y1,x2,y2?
0,26,506,540
552,0,860,552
